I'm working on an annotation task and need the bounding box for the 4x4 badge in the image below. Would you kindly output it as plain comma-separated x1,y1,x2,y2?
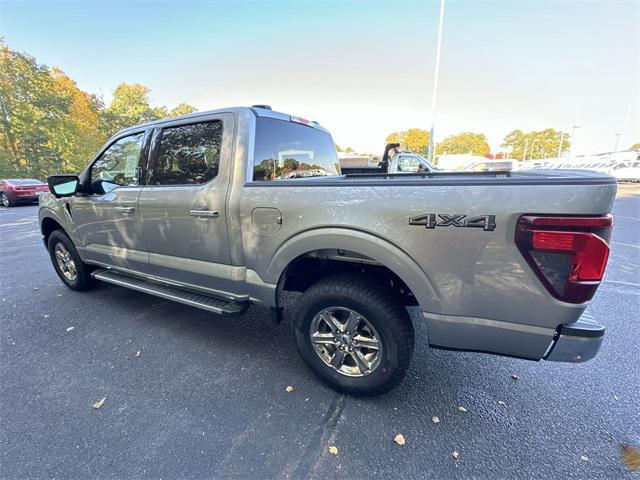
409,214,496,231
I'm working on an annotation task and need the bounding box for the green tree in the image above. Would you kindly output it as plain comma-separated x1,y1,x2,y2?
0,41,102,178
501,128,570,160
170,103,197,117
436,132,490,156
0,42,198,179
99,84,197,138
99,83,162,136
386,128,429,156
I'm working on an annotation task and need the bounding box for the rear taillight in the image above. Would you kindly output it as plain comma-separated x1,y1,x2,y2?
515,215,613,304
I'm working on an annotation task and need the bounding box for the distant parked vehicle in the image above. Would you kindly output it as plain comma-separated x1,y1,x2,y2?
462,160,514,172
0,179,49,207
339,148,439,175
612,160,640,182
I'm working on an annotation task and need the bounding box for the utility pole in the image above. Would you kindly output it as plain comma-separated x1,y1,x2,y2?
523,138,529,161
427,0,445,164
529,139,538,160
613,132,622,153
557,132,565,158
568,125,580,159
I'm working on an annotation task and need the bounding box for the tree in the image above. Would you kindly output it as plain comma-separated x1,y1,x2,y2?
436,132,490,156
0,41,102,178
335,144,355,153
99,84,197,138
386,129,429,156
170,103,197,117
100,83,162,136
0,42,198,179
629,142,640,151
501,128,570,160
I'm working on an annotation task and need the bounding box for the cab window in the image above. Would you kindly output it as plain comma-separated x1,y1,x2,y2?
91,133,144,192
152,120,222,185
397,156,422,172
252,118,339,181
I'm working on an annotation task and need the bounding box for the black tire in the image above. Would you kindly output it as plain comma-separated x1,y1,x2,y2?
293,273,414,395
0,193,12,207
47,230,96,291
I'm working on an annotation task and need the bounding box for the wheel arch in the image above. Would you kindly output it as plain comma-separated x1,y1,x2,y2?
40,215,66,247
268,227,443,314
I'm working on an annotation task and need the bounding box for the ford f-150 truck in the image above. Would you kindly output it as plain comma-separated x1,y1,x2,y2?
39,106,616,395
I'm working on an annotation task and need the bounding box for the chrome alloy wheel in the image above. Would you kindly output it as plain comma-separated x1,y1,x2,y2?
54,242,77,281
309,307,382,377
0,194,9,207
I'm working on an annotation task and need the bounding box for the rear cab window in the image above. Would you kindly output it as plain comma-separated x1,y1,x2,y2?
252,118,339,181
152,120,222,185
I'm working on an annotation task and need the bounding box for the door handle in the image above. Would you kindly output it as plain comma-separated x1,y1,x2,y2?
114,205,135,214
189,209,219,218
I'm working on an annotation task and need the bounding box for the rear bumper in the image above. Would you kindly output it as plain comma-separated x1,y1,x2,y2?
544,310,604,363
422,309,604,362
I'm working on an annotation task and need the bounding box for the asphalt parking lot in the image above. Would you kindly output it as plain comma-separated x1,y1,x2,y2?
1,184,638,479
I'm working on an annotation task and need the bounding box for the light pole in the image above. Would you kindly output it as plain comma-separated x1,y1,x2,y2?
568,125,580,158
427,0,446,164
529,139,538,160
557,131,565,158
613,132,622,153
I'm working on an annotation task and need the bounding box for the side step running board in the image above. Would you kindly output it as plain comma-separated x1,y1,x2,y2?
92,269,248,316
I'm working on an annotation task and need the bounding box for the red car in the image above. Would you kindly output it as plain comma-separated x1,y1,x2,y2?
0,179,49,207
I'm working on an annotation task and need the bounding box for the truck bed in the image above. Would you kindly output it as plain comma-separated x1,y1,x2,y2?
254,169,617,187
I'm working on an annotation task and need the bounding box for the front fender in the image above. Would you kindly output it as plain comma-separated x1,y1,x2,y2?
264,227,444,314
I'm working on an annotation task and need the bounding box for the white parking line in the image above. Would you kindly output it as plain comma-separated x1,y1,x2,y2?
604,279,640,288
612,241,640,249
0,221,36,227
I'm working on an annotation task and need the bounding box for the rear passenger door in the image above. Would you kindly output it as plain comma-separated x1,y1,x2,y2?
138,114,235,296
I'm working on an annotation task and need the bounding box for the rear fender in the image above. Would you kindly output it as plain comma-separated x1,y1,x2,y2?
265,227,444,314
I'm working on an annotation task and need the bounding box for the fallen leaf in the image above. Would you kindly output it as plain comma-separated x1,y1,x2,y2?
56,294,63,298
33,287,39,291
511,374,519,380
432,416,440,424
92,397,106,409
497,400,507,407
580,454,589,461
452,451,460,459
613,394,619,401
135,350,140,357
285,385,294,393
328,445,338,455
43,314,50,319
394,434,405,446
620,444,640,470
66,326,74,332
457,406,467,412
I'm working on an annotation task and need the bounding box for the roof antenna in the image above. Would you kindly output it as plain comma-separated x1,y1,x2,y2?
252,104,272,110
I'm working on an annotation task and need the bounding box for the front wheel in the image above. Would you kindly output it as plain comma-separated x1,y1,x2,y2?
0,193,12,207
47,230,96,291
293,273,414,395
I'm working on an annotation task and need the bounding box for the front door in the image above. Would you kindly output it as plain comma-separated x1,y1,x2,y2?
72,130,151,274
138,114,234,296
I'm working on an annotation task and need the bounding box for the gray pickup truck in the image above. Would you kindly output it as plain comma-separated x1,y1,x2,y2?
39,106,616,395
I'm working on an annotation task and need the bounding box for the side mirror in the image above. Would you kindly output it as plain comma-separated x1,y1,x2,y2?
47,175,80,198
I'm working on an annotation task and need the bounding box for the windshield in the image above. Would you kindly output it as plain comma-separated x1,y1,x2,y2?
252,118,339,181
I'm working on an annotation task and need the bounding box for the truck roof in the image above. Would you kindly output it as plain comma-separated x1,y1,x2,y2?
115,106,330,136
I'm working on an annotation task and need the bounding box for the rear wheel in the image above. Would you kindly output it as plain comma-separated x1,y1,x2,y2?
293,273,414,395
47,230,96,291
0,193,12,207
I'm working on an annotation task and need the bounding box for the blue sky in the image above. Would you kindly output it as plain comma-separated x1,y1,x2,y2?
1,0,638,154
